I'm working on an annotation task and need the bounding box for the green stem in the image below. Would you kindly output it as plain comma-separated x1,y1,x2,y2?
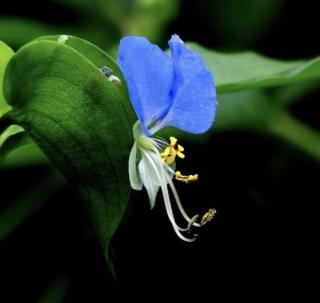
265,109,320,161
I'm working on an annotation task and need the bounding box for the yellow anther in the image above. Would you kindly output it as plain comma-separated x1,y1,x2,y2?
169,136,178,145
200,208,217,226
161,136,185,165
161,147,175,165
175,171,199,184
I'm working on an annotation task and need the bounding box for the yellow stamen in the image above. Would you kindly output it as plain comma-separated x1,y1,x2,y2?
200,208,217,226
175,171,199,184
169,136,177,145
161,136,185,165
176,150,185,159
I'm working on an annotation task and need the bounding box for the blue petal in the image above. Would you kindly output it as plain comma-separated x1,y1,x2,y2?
118,36,173,134
160,35,217,134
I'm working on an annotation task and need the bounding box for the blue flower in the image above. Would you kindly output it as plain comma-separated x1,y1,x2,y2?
118,35,217,241
119,34,216,135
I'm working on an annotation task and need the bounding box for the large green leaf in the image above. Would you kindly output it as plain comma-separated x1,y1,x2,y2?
188,43,320,94
0,41,14,116
4,36,136,263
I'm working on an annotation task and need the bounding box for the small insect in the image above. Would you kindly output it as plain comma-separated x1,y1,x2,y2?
99,66,121,83
57,35,69,44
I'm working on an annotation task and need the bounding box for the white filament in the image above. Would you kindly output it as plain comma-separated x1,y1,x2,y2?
165,171,201,228
129,122,200,241
138,140,199,241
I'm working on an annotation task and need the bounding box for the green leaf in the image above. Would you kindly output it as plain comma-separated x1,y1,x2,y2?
214,90,268,131
0,124,24,149
0,41,14,116
188,43,320,94
4,36,135,264
0,124,29,163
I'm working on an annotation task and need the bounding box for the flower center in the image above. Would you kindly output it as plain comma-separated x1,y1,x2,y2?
129,122,216,242
137,136,156,150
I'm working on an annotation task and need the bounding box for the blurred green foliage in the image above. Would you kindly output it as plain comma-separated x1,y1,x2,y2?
0,41,14,115
0,0,181,53
202,0,284,47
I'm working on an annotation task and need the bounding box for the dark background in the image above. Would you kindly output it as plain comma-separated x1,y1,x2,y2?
0,0,319,301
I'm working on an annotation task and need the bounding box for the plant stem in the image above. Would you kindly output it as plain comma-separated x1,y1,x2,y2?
265,109,320,161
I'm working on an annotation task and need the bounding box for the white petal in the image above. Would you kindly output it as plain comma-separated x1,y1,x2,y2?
128,142,143,190
138,152,161,209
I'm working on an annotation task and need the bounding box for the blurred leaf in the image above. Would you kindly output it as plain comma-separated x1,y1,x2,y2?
263,108,320,161
271,80,320,108
188,43,320,94
0,43,26,163
0,169,64,240
98,0,181,42
0,125,24,148
38,275,69,303
207,0,283,46
0,18,59,49
213,90,320,161
1,143,49,168
0,41,14,116
214,90,268,131
4,36,135,265
0,17,116,51
0,124,29,162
